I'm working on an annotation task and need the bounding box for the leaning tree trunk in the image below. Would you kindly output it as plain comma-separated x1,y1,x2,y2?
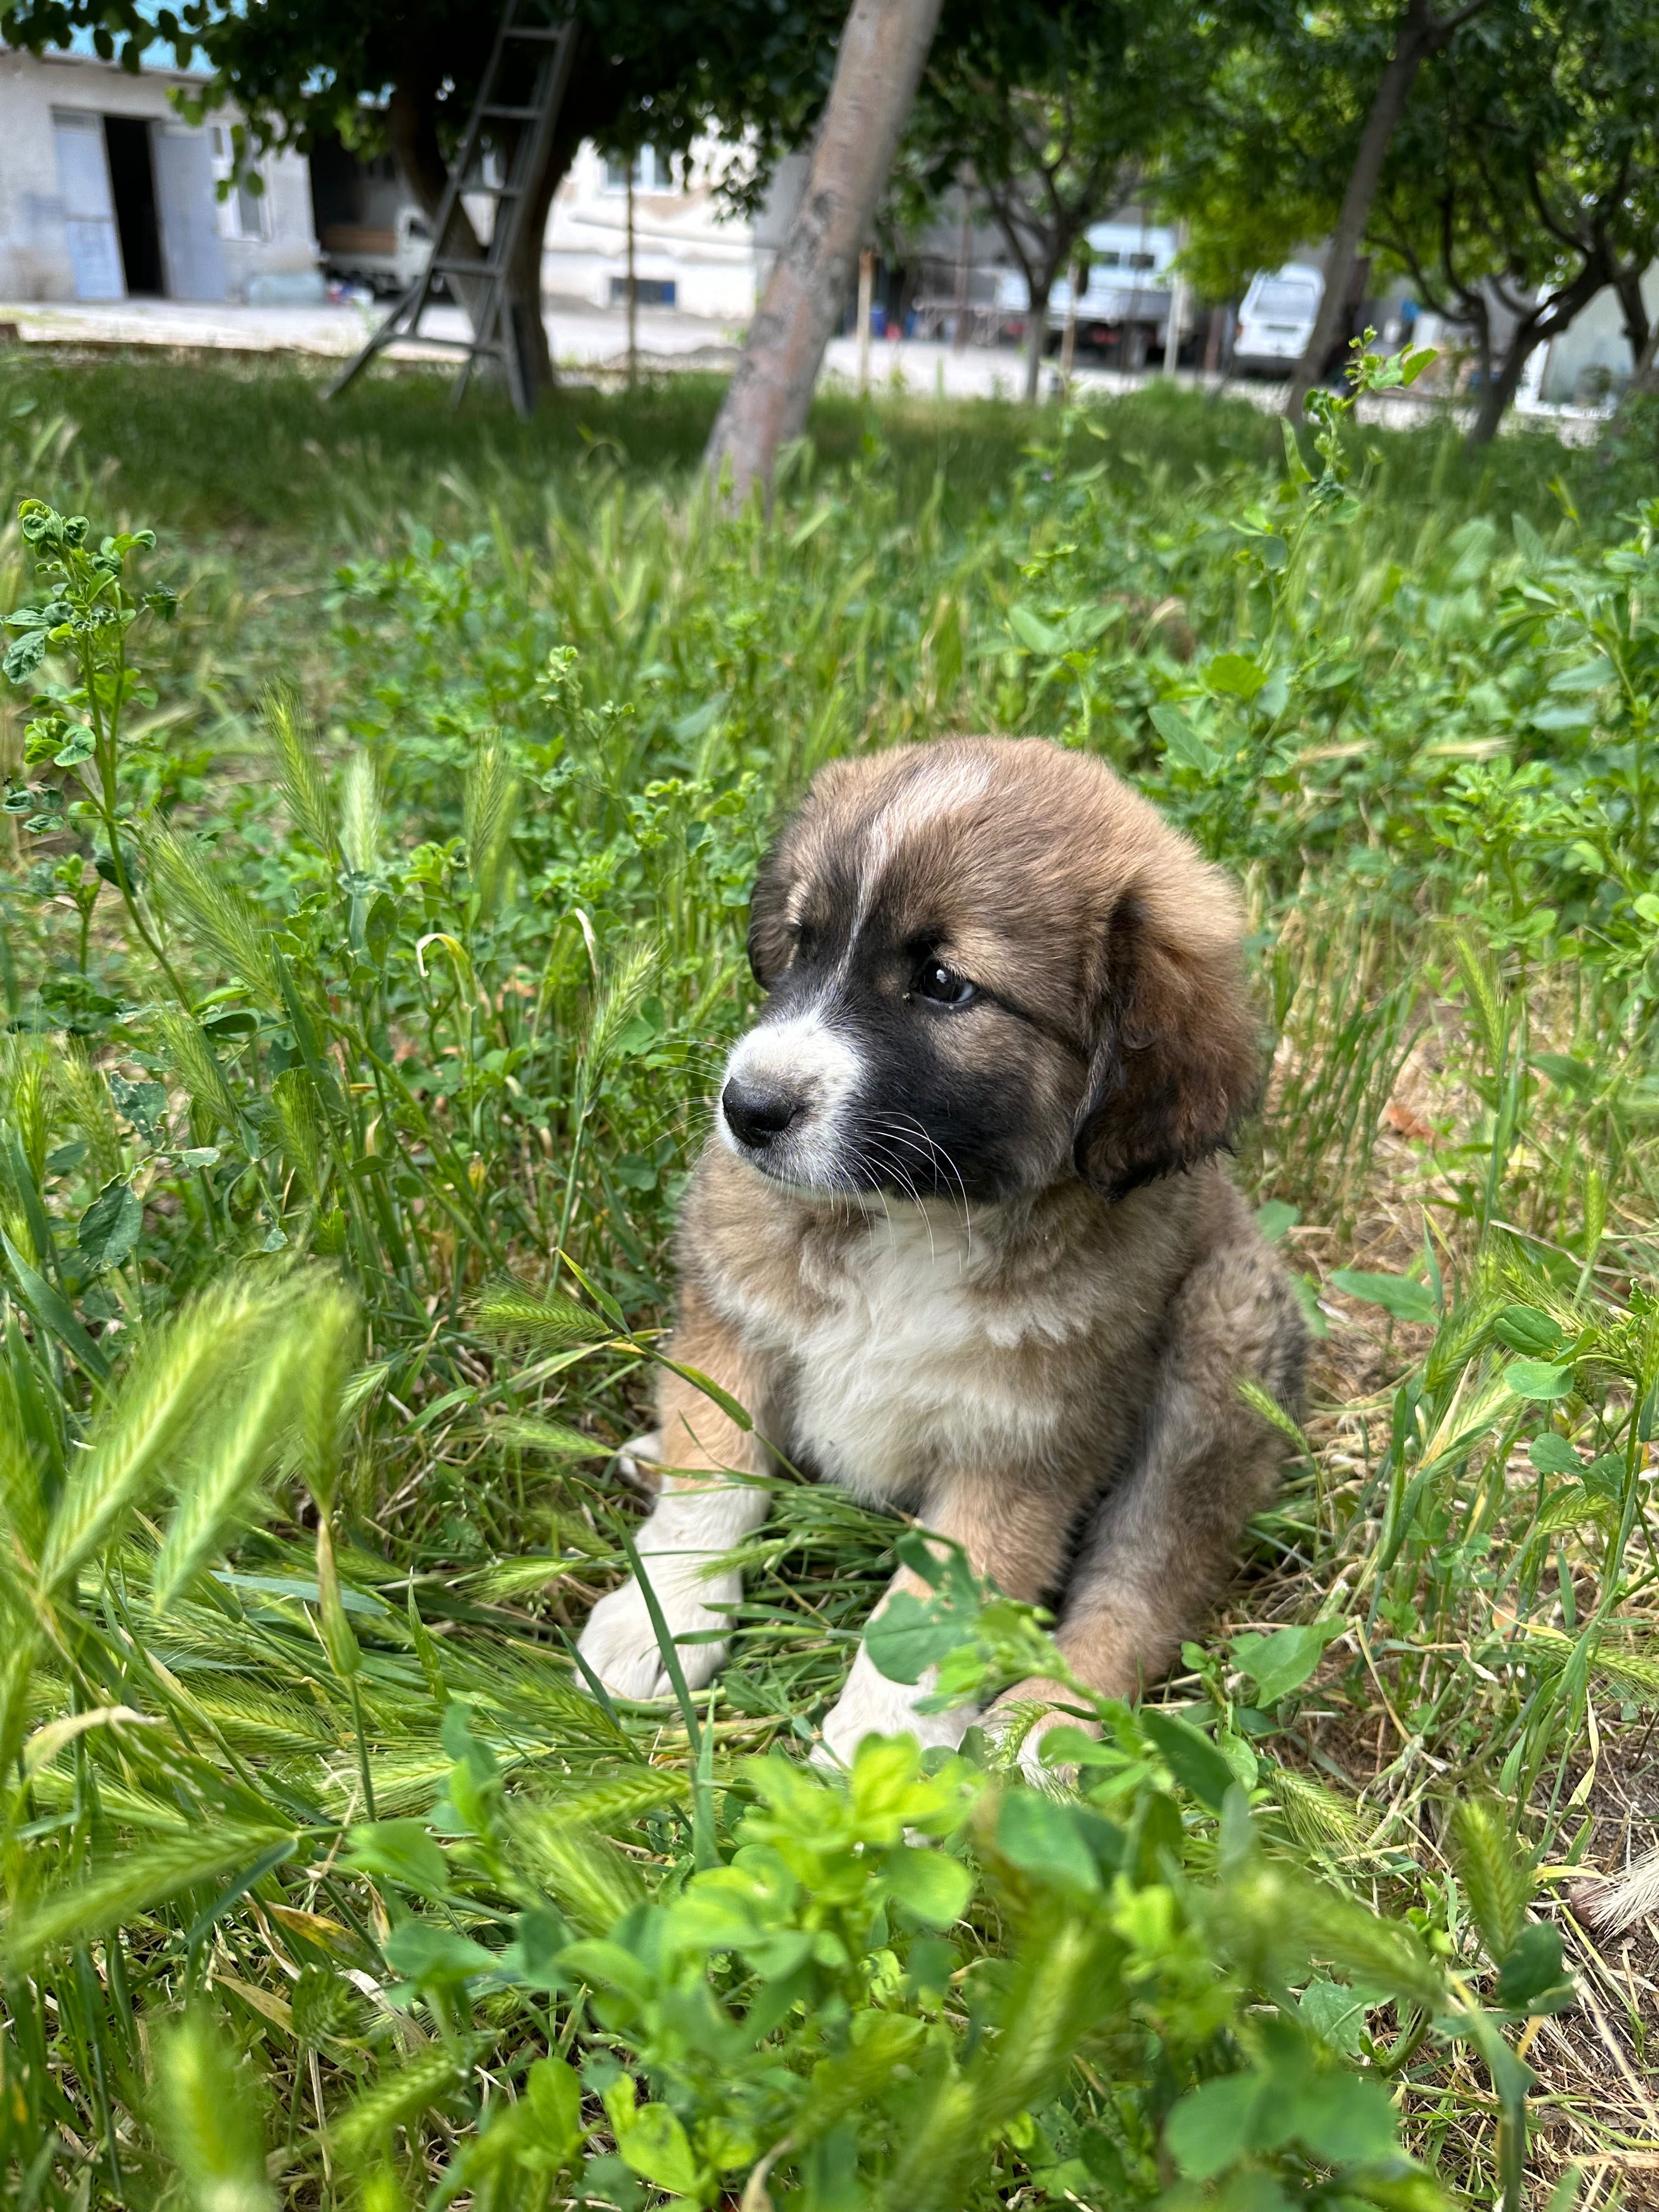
504,140,567,394
1284,0,1459,421
386,80,491,334
1616,317,1659,415
1466,261,1609,448
1465,319,1542,447
1610,267,1659,414
1023,282,1051,403
704,0,945,503
387,75,573,401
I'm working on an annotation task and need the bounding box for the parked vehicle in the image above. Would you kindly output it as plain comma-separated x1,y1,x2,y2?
995,220,1192,366
1232,264,1323,375
318,205,433,297
1049,221,1186,364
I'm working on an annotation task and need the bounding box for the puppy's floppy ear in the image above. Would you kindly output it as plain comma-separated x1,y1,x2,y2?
1073,880,1261,1202
746,838,794,989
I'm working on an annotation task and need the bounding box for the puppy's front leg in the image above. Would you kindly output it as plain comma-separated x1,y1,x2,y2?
994,1233,1305,1775
578,1289,770,1703
818,1471,1074,1767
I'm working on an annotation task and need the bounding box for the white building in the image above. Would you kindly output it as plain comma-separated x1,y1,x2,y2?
0,42,318,304
540,140,802,323
1529,268,1659,407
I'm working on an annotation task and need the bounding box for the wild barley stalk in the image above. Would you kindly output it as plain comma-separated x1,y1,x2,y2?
338,753,382,877
153,2011,276,2212
146,826,281,1004
557,936,659,1252
267,684,337,860
153,1007,246,1139
152,1283,351,1605
52,1037,124,1186
462,731,518,916
38,1276,267,1593
1,1038,49,1184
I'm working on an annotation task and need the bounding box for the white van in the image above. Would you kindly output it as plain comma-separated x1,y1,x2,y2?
1234,263,1323,374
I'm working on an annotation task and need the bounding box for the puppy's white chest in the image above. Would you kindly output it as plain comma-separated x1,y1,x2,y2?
785,1220,1057,1499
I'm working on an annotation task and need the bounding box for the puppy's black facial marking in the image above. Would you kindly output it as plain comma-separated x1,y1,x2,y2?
732,908,1056,1203
832,960,1048,1202
730,739,1256,1210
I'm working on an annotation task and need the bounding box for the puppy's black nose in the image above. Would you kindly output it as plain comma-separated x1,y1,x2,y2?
723,1076,802,1149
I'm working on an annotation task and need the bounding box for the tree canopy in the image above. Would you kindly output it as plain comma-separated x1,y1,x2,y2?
0,0,850,392
899,0,1220,399
1370,0,1659,437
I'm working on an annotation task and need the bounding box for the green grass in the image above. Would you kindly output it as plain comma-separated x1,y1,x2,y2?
2,351,1658,2212
0,347,1612,541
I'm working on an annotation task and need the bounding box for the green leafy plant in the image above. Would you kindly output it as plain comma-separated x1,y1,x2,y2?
0,359,1654,2210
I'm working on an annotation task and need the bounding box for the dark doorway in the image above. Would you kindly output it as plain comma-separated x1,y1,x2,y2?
103,117,165,296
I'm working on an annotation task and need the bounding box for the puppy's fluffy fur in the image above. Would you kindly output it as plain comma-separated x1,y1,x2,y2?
578,737,1306,1768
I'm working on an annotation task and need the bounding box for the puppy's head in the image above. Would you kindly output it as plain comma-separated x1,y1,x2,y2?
719,737,1260,1207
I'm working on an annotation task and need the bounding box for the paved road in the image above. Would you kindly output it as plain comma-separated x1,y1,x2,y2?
0,294,1148,399
0,294,1602,438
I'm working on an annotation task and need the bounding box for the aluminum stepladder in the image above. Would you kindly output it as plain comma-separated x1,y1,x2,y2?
325,0,577,416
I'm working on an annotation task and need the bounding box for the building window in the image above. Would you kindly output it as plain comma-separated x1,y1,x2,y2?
208,123,269,241
610,275,675,307
603,146,669,192
1127,251,1156,271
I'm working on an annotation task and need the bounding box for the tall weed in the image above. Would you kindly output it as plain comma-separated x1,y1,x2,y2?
0,351,1655,2207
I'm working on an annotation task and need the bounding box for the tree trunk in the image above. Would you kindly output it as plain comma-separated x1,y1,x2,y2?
1465,319,1542,447
387,74,565,400
1609,266,1657,410
1615,315,1659,415
1613,268,1651,370
386,75,486,323
1058,261,1081,393
1466,262,1609,448
625,169,637,388
506,139,563,396
857,247,875,391
1023,282,1050,403
704,0,945,503
952,209,972,349
1284,0,1449,421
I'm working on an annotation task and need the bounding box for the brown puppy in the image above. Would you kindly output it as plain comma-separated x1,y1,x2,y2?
578,736,1306,1770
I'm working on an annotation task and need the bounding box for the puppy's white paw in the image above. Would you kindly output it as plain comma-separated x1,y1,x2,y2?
814,1645,977,1769
575,1564,737,1702
984,1679,1093,1788
613,1430,663,1494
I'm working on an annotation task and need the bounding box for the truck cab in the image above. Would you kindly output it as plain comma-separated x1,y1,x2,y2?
318,204,433,297
998,219,1187,366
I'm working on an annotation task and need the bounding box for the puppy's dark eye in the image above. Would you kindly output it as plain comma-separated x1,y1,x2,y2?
915,962,977,1007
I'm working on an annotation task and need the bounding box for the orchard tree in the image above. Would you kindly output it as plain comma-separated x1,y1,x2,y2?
0,0,847,399
1277,0,1488,420
1369,0,1659,444
1165,1,1493,411
707,0,944,503
900,0,1218,404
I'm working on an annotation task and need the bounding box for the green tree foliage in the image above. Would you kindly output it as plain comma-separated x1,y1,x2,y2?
1176,0,1659,439
1370,0,1659,442
901,0,1218,400
1167,1,1466,307
0,0,849,392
